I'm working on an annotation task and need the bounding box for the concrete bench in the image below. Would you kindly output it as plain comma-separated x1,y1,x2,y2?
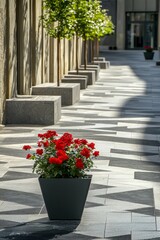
31,83,80,106
62,75,87,89
69,70,95,85
92,60,110,69
5,95,61,125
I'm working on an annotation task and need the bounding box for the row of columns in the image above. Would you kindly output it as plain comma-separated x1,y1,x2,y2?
0,0,81,124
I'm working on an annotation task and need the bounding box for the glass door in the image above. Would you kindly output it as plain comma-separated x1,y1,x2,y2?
126,12,158,50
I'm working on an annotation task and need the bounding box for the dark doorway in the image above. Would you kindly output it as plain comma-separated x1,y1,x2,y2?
126,12,158,50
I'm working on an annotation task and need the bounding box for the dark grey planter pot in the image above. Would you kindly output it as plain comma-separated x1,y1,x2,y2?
144,52,154,60
39,176,92,220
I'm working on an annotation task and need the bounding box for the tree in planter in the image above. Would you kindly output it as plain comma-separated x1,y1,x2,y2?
73,0,114,70
89,0,114,61
41,0,75,86
72,0,93,73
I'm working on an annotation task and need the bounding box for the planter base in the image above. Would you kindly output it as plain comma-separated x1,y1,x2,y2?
143,52,154,60
69,70,95,85
31,83,80,106
62,76,87,89
39,176,92,220
5,95,61,125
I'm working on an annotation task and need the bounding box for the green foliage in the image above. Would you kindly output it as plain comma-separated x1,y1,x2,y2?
41,0,76,39
41,0,114,41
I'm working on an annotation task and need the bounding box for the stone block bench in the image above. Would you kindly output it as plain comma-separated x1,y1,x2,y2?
69,70,95,85
92,60,110,69
31,83,80,106
62,75,88,89
5,95,61,125
80,65,100,81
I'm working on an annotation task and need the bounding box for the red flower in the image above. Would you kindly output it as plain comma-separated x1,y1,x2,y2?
74,139,81,145
49,157,62,165
43,140,49,148
80,148,91,158
88,142,95,149
38,133,45,139
76,158,84,169
55,139,66,150
37,141,42,147
26,153,32,159
80,139,88,145
23,145,31,150
57,150,69,161
36,149,43,155
38,130,57,139
60,132,73,146
93,151,99,157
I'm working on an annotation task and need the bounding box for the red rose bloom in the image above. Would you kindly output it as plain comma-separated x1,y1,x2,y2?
57,150,69,161
55,139,66,150
38,133,44,139
80,139,88,145
23,145,31,150
26,153,32,159
60,133,73,146
49,157,62,165
93,151,99,157
43,140,49,148
88,142,95,149
36,149,43,155
37,141,42,147
76,158,84,169
74,139,81,145
80,147,91,158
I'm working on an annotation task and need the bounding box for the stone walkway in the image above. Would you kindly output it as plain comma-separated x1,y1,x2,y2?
0,50,160,239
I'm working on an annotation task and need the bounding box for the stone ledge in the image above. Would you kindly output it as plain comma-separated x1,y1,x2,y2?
94,57,105,61
69,70,95,85
31,83,80,106
62,77,87,89
92,60,110,69
80,65,100,81
5,95,61,125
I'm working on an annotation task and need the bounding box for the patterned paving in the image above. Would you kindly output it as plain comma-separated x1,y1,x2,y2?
0,50,160,239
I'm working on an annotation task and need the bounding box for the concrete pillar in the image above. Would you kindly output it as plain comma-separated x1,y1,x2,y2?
43,30,49,83
0,0,6,123
158,0,160,48
35,0,43,85
116,0,125,49
8,0,17,97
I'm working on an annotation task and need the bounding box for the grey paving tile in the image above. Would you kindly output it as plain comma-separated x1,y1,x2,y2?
1,50,160,239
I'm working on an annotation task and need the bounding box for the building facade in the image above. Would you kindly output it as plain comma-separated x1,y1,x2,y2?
101,0,160,50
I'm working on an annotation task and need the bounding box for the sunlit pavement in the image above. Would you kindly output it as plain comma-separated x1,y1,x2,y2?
0,50,160,240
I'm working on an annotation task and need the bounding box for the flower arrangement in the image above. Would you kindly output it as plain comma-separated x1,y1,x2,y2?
144,46,153,52
23,130,99,178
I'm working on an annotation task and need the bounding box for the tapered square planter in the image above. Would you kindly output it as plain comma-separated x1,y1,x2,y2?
39,176,92,220
143,52,154,60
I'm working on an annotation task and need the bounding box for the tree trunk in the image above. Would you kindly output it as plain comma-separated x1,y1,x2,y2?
57,36,61,86
96,38,99,60
92,40,95,62
76,34,79,74
84,38,88,70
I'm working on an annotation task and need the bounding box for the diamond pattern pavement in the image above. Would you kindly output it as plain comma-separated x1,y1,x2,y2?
0,50,160,239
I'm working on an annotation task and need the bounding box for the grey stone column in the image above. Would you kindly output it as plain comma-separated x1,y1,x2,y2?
158,0,160,49
0,0,5,123
116,0,125,49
